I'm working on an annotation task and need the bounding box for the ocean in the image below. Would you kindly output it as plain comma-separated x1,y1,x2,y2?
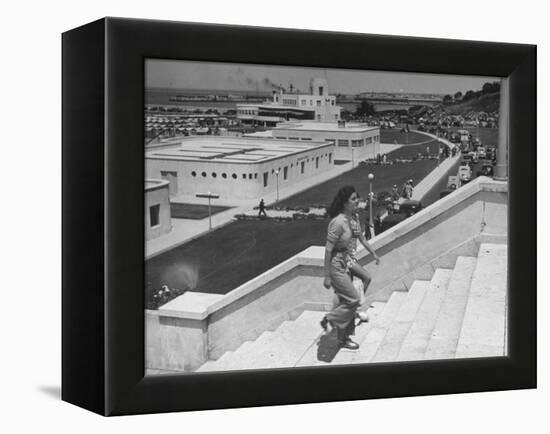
145,88,418,113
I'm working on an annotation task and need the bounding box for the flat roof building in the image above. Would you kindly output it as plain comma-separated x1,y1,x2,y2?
145,179,172,240
246,121,381,164
237,78,341,126
145,136,335,204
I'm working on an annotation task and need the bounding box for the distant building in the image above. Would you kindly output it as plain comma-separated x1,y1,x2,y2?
236,78,341,126
145,136,334,203
246,121,381,163
145,179,172,240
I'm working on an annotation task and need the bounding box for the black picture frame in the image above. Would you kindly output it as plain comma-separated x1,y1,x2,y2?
62,17,536,416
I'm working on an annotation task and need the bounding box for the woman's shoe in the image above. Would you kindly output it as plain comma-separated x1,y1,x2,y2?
320,316,333,333
356,310,369,323
339,337,360,350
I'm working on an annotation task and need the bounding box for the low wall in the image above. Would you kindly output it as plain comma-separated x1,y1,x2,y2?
146,177,507,372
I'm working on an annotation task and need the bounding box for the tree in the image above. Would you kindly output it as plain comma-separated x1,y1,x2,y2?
463,90,476,101
482,81,500,94
454,91,463,101
443,94,453,104
355,99,376,117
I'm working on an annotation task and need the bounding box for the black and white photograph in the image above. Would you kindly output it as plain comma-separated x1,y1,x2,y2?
4,0,544,431
145,60,508,374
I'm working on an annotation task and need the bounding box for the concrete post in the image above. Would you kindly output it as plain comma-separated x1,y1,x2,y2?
495,77,509,181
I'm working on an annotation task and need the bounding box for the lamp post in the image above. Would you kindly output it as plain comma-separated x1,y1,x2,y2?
196,191,220,230
368,173,374,238
351,146,354,168
274,169,280,203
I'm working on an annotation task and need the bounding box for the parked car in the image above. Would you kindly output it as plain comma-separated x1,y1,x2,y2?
476,163,494,177
476,146,486,158
461,154,474,167
440,183,458,198
378,200,422,232
467,151,479,163
458,164,473,183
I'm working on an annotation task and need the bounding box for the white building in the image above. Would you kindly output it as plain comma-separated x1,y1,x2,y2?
236,78,341,126
145,179,172,240
247,121,381,163
145,136,335,204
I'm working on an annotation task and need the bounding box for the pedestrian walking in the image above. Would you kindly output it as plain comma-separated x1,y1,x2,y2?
258,198,267,217
321,186,378,350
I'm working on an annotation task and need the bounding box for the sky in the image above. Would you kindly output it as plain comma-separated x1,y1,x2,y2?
145,59,499,95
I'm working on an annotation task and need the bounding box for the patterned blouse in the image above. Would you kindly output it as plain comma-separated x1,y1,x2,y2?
327,213,361,266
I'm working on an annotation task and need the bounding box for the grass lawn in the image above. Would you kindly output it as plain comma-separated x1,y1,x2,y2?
277,159,437,208
145,219,328,302
380,129,430,144
446,127,498,147
170,203,232,219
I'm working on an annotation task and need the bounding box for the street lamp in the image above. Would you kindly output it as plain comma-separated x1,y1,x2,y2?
351,146,354,168
274,169,280,203
368,173,374,238
195,191,220,230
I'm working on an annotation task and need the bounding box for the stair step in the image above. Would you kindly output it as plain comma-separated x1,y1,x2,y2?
371,280,431,362
218,331,276,371
396,269,453,361
295,303,386,367
349,291,408,363
197,331,274,372
216,310,326,371
424,256,477,360
456,243,507,358
324,301,387,366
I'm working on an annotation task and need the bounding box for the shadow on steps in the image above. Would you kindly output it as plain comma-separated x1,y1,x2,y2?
317,331,340,363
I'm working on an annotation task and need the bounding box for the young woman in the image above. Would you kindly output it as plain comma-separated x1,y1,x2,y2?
321,186,379,350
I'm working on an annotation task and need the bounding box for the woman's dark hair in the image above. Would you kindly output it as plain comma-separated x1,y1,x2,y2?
328,185,356,218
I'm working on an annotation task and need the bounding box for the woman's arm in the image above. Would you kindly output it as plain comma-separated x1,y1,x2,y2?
358,233,380,265
323,241,334,289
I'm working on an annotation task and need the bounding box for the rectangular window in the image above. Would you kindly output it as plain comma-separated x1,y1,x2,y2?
319,86,324,96
352,139,363,147
149,204,160,227
301,161,305,174
300,137,312,140
263,172,268,187
316,100,321,106
338,139,349,147
274,136,287,140
301,99,306,105
316,157,319,168
283,166,288,180
289,137,299,141
329,153,332,164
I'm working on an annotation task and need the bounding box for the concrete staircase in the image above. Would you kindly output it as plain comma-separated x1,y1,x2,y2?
196,243,507,372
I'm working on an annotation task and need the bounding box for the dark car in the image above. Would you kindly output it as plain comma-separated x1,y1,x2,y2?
377,200,422,232
476,164,494,177
460,154,474,167
440,183,458,199
399,200,422,217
